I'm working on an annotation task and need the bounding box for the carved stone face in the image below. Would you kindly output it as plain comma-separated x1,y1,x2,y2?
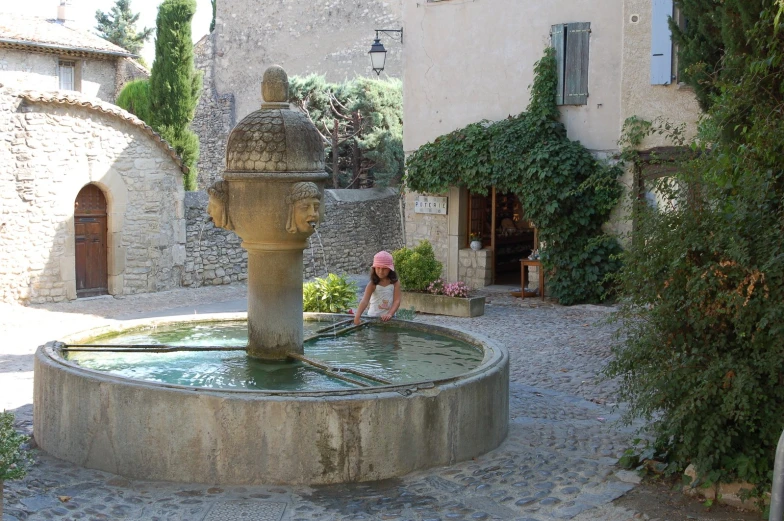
207,180,233,231
292,197,320,233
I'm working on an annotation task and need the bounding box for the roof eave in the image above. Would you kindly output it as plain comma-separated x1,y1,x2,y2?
0,37,136,58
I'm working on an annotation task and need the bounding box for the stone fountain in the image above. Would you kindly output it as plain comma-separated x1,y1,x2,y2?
206,65,328,360
33,66,509,486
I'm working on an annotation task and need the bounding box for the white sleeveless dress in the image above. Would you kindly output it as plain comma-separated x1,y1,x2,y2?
367,284,395,317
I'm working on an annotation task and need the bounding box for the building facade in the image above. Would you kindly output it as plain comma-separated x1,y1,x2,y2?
0,11,147,103
402,0,701,289
192,0,403,188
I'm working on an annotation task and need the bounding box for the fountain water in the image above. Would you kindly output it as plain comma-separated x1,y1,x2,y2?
33,66,509,486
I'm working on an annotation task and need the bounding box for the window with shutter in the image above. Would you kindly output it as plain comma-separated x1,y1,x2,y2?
551,22,590,106
650,0,674,85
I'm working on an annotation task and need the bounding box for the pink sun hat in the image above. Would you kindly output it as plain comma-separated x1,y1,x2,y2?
372,251,395,271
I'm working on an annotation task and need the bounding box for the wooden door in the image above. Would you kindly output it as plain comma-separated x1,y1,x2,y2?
74,184,108,297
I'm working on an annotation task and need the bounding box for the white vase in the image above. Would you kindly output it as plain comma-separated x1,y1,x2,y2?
470,240,482,251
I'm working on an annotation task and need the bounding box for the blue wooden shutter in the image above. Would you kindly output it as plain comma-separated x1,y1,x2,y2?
551,24,566,105
564,22,590,105
651,0,674,84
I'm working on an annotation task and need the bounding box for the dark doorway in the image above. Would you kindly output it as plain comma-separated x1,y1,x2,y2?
74,184,108,298
467,188,537,285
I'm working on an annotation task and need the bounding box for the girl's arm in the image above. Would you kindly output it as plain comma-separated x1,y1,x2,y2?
354,282,375,325
381,281,402,322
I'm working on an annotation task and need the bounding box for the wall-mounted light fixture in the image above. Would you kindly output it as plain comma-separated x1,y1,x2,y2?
368,28,403,76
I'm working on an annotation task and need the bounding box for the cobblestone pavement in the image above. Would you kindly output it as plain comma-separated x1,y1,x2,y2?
2,282,652,521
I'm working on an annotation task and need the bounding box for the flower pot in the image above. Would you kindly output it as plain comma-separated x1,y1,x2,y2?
470,240,482,251
401,292,486,317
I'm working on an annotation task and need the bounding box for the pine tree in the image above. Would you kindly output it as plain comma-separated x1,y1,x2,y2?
94,0,153,56
148,0,202,190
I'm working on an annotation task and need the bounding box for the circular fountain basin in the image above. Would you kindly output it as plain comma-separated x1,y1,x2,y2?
34,313,509,485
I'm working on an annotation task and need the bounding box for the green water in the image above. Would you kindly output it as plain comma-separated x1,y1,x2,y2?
64,321,484,391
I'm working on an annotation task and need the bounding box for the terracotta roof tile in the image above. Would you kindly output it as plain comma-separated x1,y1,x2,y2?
0,14,134,57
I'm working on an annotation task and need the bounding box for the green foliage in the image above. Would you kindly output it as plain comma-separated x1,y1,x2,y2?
671,0,770,112
608,5,784,488
392,241,443,291
116,79,152,123
95,0,153,55
209,0,216,33
303,274,358,313
149,0,202,189
404,48,622,304
288,75,403,187
0,411,31,482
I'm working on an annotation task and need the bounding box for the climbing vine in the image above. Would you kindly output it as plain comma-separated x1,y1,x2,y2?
404,48,622,304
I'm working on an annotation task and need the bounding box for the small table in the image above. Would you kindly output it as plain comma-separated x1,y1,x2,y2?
520,259,545,300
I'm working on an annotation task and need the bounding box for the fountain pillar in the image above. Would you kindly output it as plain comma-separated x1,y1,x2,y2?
207,65,328,360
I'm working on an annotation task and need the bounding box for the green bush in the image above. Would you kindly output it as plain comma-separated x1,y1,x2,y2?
1,411,31,483
116,79,153,124
607,3,784,489
392,241,443,291
303,273,357,313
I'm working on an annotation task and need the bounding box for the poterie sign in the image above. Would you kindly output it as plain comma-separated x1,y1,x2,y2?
414,196,447,215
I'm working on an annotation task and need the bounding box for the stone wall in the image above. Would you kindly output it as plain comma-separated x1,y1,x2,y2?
192,34,234,189
213,0,402,124
79,57,117,102
182,187,404,287
182,191,247,287
0,85,186,304
115,57,149,101
0,50,58,92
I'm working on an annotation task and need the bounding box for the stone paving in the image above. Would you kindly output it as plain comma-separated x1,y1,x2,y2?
1,282,650,521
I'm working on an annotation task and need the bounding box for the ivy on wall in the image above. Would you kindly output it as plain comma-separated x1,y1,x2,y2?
404,48,623,305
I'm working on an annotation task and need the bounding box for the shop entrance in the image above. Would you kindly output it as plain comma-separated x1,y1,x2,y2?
468,188,537,285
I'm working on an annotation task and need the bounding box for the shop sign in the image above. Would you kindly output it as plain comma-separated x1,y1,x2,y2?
414,196,447,215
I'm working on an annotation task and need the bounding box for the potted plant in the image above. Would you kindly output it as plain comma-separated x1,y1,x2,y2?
392,241,485,317
469,233,483,251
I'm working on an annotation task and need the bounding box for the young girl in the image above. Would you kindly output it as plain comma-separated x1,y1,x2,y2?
354,251,402,325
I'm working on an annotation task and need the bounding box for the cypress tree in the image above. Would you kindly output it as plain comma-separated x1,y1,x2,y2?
149,0,202,189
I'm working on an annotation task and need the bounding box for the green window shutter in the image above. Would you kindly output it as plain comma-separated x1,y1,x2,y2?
564,22,590,105
551,24,566,105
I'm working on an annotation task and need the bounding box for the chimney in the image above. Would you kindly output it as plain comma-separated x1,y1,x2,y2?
57,1,68,23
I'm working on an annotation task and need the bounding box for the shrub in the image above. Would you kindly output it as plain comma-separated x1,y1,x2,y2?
1,411,32,519
392,241,443,291
303,273,357,313
116,79,153,124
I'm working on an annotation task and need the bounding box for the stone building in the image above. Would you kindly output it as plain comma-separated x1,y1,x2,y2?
0,8,148,103
0,85,186,304
191,0,402,188
402,0,702,290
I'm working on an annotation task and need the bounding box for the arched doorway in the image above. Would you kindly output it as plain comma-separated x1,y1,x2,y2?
74,184,108,298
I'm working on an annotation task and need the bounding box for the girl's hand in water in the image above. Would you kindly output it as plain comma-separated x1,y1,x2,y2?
353,315,361,326
380,313,393,322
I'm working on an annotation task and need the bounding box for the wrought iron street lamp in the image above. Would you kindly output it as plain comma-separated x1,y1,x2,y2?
368,28,403,76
